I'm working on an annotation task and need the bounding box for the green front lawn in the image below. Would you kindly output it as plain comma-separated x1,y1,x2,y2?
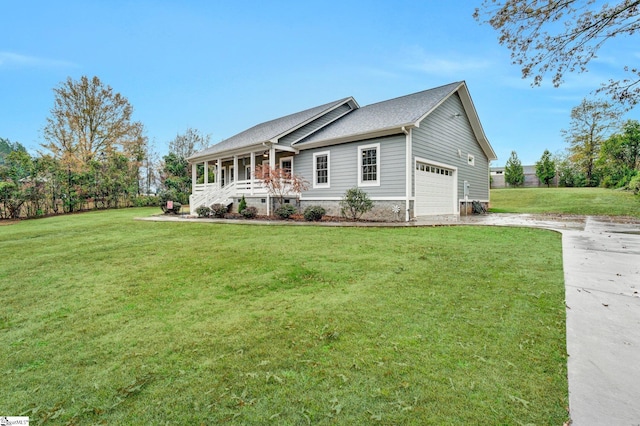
490,187,640,217
0,209,568,424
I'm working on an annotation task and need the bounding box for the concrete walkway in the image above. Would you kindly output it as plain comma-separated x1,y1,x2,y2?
139,212,640,424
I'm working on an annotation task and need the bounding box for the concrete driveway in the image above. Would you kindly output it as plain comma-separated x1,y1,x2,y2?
428,214,640,425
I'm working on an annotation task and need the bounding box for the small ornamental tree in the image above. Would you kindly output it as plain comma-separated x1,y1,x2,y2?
504,151,525,187
340,187,373,221
254,164,309,209
535,149,556,187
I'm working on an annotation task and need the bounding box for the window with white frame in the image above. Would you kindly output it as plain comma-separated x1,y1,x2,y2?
313,151,330,188
358,143,380,186
280,157,293,176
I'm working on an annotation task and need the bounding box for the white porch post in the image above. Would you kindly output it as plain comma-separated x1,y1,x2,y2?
250,151,255,195
191,163,197,192
216,158,221,189
204,161,208,185
233,155,238,184
268,146,275,216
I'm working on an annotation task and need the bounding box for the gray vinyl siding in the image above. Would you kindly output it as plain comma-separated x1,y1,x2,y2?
279,104,353,146
412,93,490,201
297,134,406,198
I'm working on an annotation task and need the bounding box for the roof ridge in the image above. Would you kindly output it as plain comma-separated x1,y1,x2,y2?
358,81,462,109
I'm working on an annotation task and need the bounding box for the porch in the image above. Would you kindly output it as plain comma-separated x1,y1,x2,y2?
188,144,298,214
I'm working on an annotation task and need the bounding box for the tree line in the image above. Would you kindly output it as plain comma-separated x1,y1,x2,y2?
0,76,206,219
503,98,640,193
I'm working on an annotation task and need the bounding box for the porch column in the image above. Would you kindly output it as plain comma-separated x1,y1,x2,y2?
250,151,255,195
204,161,208,185
268,147,275,216
191,163,197,193
216,158,221,189
233,155,238,184
269,146,276,169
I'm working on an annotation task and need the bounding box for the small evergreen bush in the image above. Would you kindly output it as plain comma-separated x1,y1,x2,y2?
210,203,228,218
195,206,211,218
274,204,297,219
340,187,373,220
238,195,247,213
240,206,258,218
303,205,326,221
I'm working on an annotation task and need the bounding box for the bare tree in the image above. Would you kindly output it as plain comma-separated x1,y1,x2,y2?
254,164,308,208
168,127,210,159
474,0,640,107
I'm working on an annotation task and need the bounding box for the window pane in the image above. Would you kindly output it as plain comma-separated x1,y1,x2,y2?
316,155,328,184
361,148,377,181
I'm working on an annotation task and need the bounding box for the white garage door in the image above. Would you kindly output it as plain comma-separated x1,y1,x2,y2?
415,162,456,216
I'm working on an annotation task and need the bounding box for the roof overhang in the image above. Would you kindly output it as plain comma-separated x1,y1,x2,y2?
415,81,496,161
294,124,415,150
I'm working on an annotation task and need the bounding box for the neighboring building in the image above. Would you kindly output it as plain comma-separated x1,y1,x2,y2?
491,165,558,188
187,81,497,221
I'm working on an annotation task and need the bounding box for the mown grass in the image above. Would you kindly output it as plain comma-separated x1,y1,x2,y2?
490,187,640,217
0,208,568,424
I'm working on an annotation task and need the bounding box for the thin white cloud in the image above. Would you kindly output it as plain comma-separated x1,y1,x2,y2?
401,45,492,76
0,51,76,68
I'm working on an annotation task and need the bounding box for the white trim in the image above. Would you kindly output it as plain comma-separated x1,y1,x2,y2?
312,151,330,189
279,156,294,175
405,128,412,221
299,196,404,201
459,199,489,203
358,142,381,187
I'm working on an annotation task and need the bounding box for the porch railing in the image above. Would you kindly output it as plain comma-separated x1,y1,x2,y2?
189,179,269,210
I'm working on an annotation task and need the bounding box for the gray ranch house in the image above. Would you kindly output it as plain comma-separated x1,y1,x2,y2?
187,81,496,221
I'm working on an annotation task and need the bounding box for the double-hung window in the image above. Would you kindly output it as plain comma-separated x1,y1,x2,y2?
313,151,330,188
358,143,380,186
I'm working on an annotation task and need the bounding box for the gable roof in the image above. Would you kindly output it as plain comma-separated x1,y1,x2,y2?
188,81,496,161
297,82,462,145
187,97,354,160
297,81,496,161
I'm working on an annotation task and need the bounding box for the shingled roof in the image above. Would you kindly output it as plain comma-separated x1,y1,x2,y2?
188,81,495,161
297,82,462,145
187,97,352,160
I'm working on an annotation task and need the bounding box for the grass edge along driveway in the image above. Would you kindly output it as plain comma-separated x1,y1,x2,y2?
0,208,568,424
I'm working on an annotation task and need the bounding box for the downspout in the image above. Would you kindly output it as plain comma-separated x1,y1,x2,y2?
402,126,411,222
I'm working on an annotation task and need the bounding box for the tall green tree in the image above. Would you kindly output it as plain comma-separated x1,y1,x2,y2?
535,149,556,187
598,119,640,188
161,128,210,204
474,0,640,108
504,151,525,187
0,137,26,165
562,98,621,187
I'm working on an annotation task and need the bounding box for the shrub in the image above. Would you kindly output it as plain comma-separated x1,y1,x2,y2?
133,195,159,207
275,204,297,219
210,203,228,218
629,174,640,195
161,201,182,214
158,190,182,213
240,206,258,218
238,195,247,213
195,206,211,218
303,205,326,221
340,187,373,221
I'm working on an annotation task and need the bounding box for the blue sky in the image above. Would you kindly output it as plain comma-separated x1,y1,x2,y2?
2,0,638,165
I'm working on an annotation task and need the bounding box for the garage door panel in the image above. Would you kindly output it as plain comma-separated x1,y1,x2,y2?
415,162,455,216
